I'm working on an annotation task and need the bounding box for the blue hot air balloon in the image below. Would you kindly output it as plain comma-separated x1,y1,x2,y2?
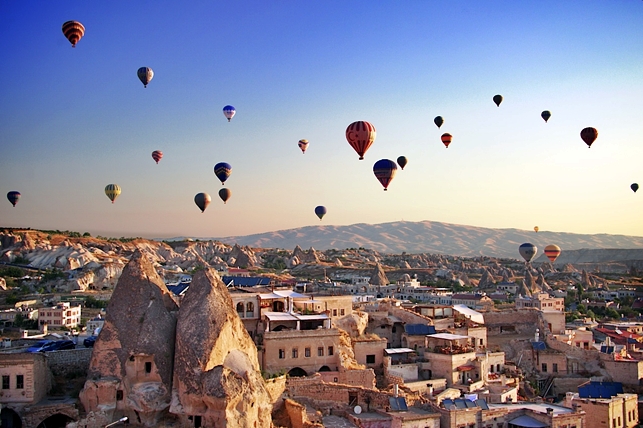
315,206,327,220
223,105,236,122
214,162,232,185
373,159,398,191
519,243,537,263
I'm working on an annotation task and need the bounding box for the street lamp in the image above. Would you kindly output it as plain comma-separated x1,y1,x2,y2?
105,416,128,427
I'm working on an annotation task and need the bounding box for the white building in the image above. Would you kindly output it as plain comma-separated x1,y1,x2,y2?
37,302,81,330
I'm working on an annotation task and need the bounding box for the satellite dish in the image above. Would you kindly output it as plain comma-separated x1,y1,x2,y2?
354,405,362,414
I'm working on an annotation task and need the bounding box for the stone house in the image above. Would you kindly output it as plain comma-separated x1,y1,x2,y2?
450,294,493,312
0,353,51,405
353,336,388,373
37,301,81,331
515,292,564,312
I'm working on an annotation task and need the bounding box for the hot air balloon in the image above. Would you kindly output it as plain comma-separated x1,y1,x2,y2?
223,105,236,122
105,184,121,204
434,116,444,128
397,156,408,170
541,111,551,123
373,159,397,191
194,192,211,213
298,139,309,154
137,67,154,88
580,127,598,148
544,244,561,263
441,133,452,148
534,226,539,233
218,188,231,204
6,191,20,207
493,95,503,107
214,162,232,185
632,183,639,193
151,150,163,164
519,243,537,263
62,21,84,48
346,121,376,160
314,205,327,220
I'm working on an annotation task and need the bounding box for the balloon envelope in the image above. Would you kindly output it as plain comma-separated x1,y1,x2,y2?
105,184,121,204
541,110,551,122
137,67,154,88
194,192,211,213
6,191,20,207
534,226,539,233
223,105,236,122
314,205,327,220
218,188,231,204
580,127,598,148
493,95,503,107
544,244,561,263
519,243,537,263
373,159,398,191
396,156,408,170
441,133,452,148
434,116,444,128
152,150,163,164
298,139,309,154
214,162,232,185
632,183,639,193
62,20,84,47
346,121,376,160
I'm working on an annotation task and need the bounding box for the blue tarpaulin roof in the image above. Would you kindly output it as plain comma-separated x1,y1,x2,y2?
167,283,190,296
531,341,547,350
404,324,436,335
579,381,623,399
222,276,271,287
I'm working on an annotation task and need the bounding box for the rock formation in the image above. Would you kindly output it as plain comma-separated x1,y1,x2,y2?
80,250,179,426
170,268,273,427
369,263,389,286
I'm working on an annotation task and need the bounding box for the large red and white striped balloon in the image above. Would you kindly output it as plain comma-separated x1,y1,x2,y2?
62,21,85,48
152,150,163,164
346,121,376,160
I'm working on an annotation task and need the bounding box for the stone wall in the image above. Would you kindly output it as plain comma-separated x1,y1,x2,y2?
483,309,540,336
45,348,92,377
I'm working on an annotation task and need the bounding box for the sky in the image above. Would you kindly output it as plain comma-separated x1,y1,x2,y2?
1,1,643,240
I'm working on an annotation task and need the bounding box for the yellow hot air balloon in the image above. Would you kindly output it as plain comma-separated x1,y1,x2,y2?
534,226,539,233
105,184,121,203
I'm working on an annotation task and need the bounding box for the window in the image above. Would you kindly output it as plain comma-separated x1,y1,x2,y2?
480,339,484,346
145,362,152,374
278,349,285,359
340,309,345,316
366,355,375,364
541,363,547,372
16,375,23,389
553,363,558,373
2,375,9,389
305,348,311,358
246,302,254,312
318,347,324,357
292,348,298,358
392,326,397,333
116,390,124,401
236,303,243,313
328,346,334,356
333,309,337,316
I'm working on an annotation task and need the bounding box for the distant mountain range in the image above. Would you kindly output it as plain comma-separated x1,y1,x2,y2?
204,220,643,259
204,221,643,258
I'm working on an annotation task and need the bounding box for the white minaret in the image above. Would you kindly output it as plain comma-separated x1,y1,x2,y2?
534,328,540,342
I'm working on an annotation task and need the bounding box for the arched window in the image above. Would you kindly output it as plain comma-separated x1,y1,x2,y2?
236,303,244,313
246,302,254,312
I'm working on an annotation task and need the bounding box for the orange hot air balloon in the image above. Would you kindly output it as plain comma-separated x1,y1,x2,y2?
441,133,452,148
62,21,85,47
544,244,561,263
346,121,376,160
151,150,163,164
534,226,539,233
580,127,598,148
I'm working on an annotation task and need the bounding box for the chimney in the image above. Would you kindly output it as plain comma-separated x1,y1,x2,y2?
394,384,399,398
546,408,553,416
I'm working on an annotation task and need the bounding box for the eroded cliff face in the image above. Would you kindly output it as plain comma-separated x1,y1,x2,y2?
170,268,273,428
79,250,179,426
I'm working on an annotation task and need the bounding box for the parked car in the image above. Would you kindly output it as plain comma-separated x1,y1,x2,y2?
83,336,97,348
41,340,75,351
25,340,55,353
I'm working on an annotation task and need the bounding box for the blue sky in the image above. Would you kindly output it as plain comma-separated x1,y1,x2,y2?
1,1,643,240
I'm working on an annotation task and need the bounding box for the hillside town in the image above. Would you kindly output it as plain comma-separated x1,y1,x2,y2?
0,229,643,427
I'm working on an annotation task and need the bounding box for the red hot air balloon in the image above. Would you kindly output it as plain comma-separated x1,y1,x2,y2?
441,133,452,148
7,191,21,207
346,121,376,160
373,159,398,191
580,127,598,148
152,150,163,164
544,244,561,263
62,21,85,48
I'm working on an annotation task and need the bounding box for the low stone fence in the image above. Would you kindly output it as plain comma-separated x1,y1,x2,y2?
45,347,92,377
